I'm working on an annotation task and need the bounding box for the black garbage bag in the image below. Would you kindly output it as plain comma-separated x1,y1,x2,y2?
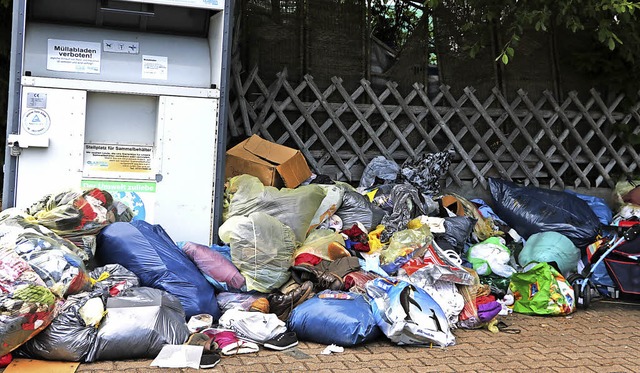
434,216,477,254
489,178,600,248
17,291,106,362
336,191,387,232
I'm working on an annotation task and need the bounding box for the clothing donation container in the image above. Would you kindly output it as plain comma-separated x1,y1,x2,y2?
3,0,233,244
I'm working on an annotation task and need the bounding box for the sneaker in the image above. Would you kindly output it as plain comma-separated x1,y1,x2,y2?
200,352,221,369
264,331,299,351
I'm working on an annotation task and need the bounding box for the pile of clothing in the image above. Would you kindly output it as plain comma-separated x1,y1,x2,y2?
2,154,638,370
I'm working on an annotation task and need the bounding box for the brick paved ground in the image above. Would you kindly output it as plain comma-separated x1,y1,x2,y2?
69,299,640,373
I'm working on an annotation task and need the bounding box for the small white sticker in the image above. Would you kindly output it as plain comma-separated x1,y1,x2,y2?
103,40,140,54
23,109,51,135
27,93,47,108
142,55,168,80
47,39,101,74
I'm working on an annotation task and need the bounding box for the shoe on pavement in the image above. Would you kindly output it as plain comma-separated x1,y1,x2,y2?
264,331,299,351
200,351,221,369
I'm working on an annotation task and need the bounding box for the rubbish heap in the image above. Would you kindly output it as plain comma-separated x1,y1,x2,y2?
1,139,639,370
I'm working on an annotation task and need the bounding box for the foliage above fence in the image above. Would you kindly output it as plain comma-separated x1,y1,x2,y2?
228,61,640,190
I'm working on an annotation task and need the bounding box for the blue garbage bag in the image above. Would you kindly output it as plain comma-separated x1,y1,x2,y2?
97,221,220,320
288,291,380,346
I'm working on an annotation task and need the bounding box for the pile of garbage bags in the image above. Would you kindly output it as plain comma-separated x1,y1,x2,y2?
2,155,639,367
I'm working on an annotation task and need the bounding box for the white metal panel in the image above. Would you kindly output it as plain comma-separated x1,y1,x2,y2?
21,76,219,99
25,23,212,88
208,12,224,88
155,96,218,244
118,0,225,10
16,87,86,208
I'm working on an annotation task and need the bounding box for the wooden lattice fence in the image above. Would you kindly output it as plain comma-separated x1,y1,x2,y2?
227,62,640,191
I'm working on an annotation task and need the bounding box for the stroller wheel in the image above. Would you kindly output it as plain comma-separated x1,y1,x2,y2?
568,274,590,310
582,281,592,309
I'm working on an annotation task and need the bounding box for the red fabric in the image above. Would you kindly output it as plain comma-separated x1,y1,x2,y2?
294,253,323,266
0,353,12,368
475,294,496,306
343,270,379,290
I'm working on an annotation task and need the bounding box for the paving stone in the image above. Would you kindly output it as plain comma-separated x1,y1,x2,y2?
16,300,639,373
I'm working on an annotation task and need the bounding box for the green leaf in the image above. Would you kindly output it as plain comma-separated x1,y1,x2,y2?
502,54,509,64
608,38,616,50
506,47,515,57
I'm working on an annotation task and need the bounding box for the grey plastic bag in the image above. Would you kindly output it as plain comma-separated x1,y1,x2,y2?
86,287,190,361
359,156,400,189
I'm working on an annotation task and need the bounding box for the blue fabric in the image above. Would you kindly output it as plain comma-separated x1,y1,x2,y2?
97,221,220,320
288,291,380,346
564,190,612,226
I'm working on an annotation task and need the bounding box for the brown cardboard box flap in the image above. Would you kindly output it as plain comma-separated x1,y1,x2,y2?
242,135,299,165
225,135,311,188
276,151,312,188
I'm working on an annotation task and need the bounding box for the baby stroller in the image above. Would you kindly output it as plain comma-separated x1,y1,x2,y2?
568,223,640,309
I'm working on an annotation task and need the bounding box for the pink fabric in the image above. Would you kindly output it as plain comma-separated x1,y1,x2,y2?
182,242,245,290
204,330,238,349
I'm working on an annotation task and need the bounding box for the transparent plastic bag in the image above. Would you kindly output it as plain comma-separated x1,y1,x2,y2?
223,175,326,243
293,229,347,261
0,209,91,298
0,245,59,356
380,225,432,265
467,237,516,278
359,156,400,189
219,212,295,293
25,189,133,260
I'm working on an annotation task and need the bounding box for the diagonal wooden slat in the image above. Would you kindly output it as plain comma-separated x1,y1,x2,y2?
231,60,253,135
464,87,538,185
360,81,419,159
491,87,564,188
415,84,485,188
281,76,354,180
385,82,440,157
520,90,592,187
229,63,640,189
251,70,287,135
544,91,615,187
308,77,384,163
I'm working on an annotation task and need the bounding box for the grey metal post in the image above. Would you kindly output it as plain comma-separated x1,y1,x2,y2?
3,0,27,210
211,0,234,244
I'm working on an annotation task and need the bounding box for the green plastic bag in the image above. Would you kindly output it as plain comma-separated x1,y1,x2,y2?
509,262,575,316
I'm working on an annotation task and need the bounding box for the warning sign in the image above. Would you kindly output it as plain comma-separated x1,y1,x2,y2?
84,143,153,174
22,109,51,135
47,39,101,74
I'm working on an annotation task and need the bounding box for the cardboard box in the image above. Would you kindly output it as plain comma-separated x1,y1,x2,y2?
225,135,312,188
